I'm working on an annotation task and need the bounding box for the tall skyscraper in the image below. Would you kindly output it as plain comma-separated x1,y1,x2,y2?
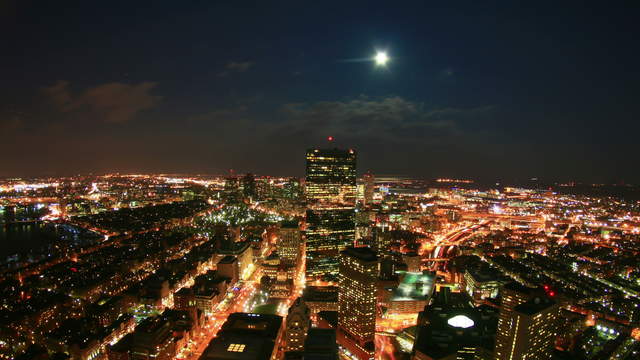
338,247,377,359
506,297,559,360
278,220,302,267
362,172,374,206
494,283,559,360
285,297,311,352
305,148,357,281
305,148,357,207
241,173,256,200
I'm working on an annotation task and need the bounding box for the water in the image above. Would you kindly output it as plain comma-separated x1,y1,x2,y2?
0,222,55,260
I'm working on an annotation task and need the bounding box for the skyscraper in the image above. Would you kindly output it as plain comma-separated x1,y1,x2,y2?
362,172,374,206
305,148,357,207
506,297,559,360
338,247,377,359
278,220,302,267
494,283,559,360
305,148,357,281
241,173,256,200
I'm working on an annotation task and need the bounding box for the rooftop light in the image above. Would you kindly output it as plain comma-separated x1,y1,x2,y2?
447,315,474,329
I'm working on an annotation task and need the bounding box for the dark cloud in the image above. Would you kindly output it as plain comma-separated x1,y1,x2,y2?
217,61,255,77
278,96,491,141
42,81,162,123
0,116,22,132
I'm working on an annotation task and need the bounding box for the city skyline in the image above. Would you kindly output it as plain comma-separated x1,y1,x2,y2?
1,146,639,360
2,2,640,182
2,2,640,359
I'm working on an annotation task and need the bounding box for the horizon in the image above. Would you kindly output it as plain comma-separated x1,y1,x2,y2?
2,2,640,182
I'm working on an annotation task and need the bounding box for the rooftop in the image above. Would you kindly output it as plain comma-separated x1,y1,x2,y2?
340,247,378,262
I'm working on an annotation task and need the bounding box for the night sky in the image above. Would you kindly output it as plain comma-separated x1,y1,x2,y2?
2,1,639,182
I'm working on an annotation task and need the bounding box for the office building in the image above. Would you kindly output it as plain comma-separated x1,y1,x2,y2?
338,247,377,359
495,295,560,360
285,298,311,352
362,172,374,206
305,148,357,281
494,282,545,360
278,221,302,267
198,313,283,360
302,286,339,314
305,148,357,207
411,288,498,360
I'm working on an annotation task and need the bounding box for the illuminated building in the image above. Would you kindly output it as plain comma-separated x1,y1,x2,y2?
198,313,283,360
362,172,374,206
412,288,498,360
173,287,196,311
463,269,505,302
305,149,356,207
305,208,356,279
223,176,241,201
494,282,559,360
241,173,256,200
219,242,253,281
302,286,339,314
285,298,311,352
338,247,377,359
374,229,392,254
109,316,177,360
278,221,302,267
495,296,559,360
384,271,435,315
305,148,356,281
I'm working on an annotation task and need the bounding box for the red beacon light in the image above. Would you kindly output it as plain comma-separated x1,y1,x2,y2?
327,136,334,141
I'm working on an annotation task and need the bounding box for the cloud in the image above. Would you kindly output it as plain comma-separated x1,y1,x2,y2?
42,80,162,123
218,61,254,77
277,96,491,141
187,96,493,151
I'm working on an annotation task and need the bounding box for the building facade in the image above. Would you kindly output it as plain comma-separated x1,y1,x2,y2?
338,247,377,359
305,148,357,281
285,298,311,352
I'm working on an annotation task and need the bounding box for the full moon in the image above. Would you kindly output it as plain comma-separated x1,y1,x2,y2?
374,51,389,66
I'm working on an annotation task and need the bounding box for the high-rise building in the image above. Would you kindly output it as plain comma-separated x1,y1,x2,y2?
338,247,377,359
305,149,357,207
411,288,498,360
278,221,302,267
494,283,559,360
241,173,256,200
501,297,560,360
494,283,533,360
305,148,357,281
285,298,311,352
362,172,374,206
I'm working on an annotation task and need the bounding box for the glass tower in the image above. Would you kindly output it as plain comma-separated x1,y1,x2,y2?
305,148,357,282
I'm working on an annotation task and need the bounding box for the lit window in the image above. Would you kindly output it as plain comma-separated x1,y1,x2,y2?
227,344,246,352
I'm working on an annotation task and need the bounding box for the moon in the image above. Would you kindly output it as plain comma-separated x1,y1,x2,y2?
374,51,389,66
